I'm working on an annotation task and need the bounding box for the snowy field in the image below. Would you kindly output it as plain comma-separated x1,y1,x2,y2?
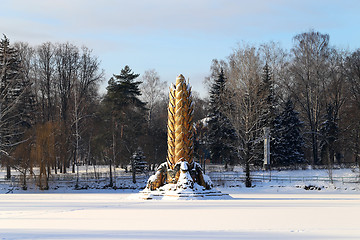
1,189,360,240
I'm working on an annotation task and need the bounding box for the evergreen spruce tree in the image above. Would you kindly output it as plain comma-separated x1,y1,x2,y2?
272,99,305,166
0,35,24,141
130,148,147,183
259,63,276,129
207,69,237,167
131,148,147,173
254,63,277,166
319,104,338,165
0,35,34,178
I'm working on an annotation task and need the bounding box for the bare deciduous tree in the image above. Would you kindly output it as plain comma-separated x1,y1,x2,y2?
286,30,331,165
344,49,360,166
36,42,56,122
225,44,264,187
140,69,166,126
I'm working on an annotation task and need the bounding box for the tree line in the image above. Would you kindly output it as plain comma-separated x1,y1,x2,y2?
0,35,169,189
205,30,360,187
1,30,360,189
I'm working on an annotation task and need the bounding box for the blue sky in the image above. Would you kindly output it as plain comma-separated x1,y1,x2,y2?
1,0,359,97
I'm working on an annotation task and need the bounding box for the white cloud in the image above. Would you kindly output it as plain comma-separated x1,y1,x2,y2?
3,0,358,44
1,0,359,96
3,0,271,37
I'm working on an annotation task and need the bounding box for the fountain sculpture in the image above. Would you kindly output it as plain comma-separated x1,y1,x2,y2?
141,74,225,199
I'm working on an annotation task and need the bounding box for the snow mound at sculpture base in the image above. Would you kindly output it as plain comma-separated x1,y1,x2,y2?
138,184,230,200
135,166,230,200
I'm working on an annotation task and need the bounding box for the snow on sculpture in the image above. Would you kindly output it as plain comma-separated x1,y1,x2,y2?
141,74,226,199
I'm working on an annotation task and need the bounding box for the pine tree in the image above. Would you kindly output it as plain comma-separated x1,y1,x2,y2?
102,66,147,185
105,65,147,144
207,69,238,167
272,100,305,166
106,66,145,109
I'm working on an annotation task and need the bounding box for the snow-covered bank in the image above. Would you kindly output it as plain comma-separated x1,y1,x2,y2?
1,168,359,194
213,168,360,194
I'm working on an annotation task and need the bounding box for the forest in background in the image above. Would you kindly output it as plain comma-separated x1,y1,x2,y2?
1,29,360,189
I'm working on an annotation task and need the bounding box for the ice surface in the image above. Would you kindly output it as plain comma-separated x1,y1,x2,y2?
1,191,360,239
1,168,360,239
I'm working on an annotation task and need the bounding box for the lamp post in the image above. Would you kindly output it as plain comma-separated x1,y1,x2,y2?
263,127,270,170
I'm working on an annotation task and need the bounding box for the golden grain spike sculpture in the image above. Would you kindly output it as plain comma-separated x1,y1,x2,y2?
146,74,212,191
166,74,194,170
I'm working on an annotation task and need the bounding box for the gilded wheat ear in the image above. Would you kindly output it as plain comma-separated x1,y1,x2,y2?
166,74,194,170
167,87,176,169
174,77,185,164
183,84,194,166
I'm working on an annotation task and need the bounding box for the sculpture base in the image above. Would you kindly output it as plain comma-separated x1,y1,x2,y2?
138,183,230,200
139,161,229,200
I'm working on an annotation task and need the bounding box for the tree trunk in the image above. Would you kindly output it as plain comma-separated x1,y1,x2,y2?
131,158,136,184
355,128,360,170
245,143,252,188
6,165,11,179
311,131,318,165
72,159,76,173
54,162,57,175
245,160,251,188
327,147,333,184
45,171,49,190
59,160,62,173
109,158,113,187
22,171,27,190
93,164,97,179
62,161,67,174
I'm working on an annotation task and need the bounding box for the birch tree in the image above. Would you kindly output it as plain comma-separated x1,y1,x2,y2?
287,30,331,165
226,44,263,187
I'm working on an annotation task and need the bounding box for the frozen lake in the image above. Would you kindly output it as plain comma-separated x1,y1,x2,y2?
1,190,360,239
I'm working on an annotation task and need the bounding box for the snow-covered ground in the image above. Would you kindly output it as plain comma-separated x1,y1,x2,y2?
1,190,360,240
1,167,360,239
2,167,360,193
